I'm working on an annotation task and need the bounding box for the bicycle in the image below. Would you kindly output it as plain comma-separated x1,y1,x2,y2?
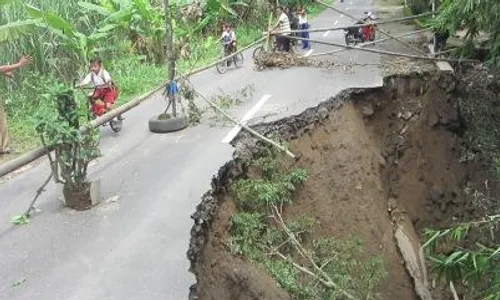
77,85,124,133
216,43,244,74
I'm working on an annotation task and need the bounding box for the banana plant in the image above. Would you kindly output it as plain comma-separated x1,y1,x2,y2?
0,0,40,43
77,0,166,62
25,4,115,64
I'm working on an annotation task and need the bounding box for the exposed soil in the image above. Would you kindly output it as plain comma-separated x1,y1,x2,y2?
188,68,500,300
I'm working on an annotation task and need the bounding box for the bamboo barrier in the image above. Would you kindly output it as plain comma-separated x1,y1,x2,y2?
315,0,428,55
284,34,477,62
0,37,266,178
307,28,430,58
272,11,434,35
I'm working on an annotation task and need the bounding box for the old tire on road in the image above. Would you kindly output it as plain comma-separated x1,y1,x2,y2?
148,115,188,133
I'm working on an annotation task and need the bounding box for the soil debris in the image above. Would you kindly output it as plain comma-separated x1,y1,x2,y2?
382,57,435,75
253,52,335,71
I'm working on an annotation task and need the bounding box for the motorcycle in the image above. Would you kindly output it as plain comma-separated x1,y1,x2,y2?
344,23,365,46
344,19,377,46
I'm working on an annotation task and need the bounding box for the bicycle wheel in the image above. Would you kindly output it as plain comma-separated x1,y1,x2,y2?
234,52,244,68
109,118,123,133
345,33,355,46
216,57,228,74
252,46,264,59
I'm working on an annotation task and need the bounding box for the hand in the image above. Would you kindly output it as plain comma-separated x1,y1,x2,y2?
18,55,32,67
4,71,13,78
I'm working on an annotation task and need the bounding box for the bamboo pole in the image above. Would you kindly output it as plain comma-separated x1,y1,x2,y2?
315,0,428,55
192,89,296,158
164,0,177,117
270,11,434,35
307,28,430,58
0,37,266,178
284,34,478,62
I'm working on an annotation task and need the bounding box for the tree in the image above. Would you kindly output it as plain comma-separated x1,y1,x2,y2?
434,0,500,65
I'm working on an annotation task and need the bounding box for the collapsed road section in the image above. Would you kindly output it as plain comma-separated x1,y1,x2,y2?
187,67,496,300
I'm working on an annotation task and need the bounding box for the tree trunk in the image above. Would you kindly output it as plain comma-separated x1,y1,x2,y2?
164,0,177,117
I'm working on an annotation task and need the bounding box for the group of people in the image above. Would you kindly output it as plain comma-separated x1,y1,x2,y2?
0,56,118,155
219,5,311,55
273,6,311,52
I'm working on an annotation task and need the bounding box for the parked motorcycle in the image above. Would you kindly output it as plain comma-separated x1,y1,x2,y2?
344,20,377,46
344,23,365,46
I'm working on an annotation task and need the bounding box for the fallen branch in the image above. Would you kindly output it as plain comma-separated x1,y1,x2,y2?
192,89,295,158
271,205,357,300
271,250,337,288
315,0,428,55
284,34,478,63
25,172,53,217
449,281,459,300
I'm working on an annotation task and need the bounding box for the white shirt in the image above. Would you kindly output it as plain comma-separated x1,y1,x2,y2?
80,69,112,87
278,12,291,35
298,14,308,25
221,30,236,44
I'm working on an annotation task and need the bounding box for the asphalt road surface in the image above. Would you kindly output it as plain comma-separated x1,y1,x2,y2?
0,1,383,299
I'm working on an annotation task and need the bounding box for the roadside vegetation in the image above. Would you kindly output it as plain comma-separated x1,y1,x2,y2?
0,0,330,155
403,1,500,297
405,0,499,65
228,146,387,299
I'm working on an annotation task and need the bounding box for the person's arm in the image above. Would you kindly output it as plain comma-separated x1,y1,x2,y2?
76,73,92,88
0,56,32,76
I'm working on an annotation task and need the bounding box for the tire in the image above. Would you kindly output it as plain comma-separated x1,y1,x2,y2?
109,118,123,133
252,46,264,59
216,59,228,74
345,34,354,46
234,52,244,68
148,115,188,133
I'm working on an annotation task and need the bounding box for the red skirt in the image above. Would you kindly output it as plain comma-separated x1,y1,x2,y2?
92,87,118,116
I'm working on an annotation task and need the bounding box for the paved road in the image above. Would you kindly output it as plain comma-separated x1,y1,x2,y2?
0,1,382,299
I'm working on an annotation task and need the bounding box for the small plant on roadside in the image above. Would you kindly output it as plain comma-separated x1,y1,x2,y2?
11,214,30,225
34,83,100,211
233,144,307,211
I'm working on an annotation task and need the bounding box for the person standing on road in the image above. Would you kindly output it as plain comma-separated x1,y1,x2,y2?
0,55,32,155
433,27,450,55
273,6,291,52
298,7,310,50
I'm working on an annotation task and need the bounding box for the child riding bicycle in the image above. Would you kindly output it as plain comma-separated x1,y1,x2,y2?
220,23,237,56
76,57,119,117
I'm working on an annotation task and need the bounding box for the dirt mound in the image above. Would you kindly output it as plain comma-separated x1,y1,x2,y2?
187,71,477,300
